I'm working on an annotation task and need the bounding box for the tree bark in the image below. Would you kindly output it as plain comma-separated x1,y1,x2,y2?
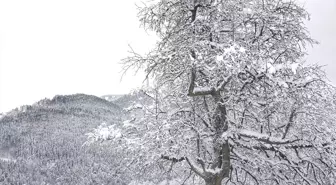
206,91,230,185
205,176,223,185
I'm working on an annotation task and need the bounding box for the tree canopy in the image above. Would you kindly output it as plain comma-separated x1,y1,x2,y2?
91,0,336,184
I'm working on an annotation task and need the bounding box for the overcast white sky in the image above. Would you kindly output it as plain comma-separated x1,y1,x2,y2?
0,0,335,113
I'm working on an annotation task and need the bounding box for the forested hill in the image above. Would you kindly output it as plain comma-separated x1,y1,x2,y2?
0,94,130,184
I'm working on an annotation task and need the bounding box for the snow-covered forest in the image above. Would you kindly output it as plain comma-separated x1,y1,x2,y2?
1,0,336,185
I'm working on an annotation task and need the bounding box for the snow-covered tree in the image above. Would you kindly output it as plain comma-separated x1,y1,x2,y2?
91,0,336,184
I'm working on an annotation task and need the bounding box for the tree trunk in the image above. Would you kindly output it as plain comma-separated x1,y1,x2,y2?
207,92,231,185
205,176,223,185
187,69,231,184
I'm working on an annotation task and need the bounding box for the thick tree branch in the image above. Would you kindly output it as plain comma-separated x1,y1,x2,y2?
216,76,232,91
190,4,202,23
161,155,185,163
185,157,206,178
232,139,332,151
282,109,296,139
188,67,214,97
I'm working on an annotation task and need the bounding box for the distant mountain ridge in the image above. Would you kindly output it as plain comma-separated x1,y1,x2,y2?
2,94,122,123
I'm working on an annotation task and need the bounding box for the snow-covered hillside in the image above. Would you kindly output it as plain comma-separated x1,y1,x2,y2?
101,94,124,102
0,94,131,184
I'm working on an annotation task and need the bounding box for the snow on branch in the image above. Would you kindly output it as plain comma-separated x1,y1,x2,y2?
185,157,206,179
238,129,299,145
187,66,232,97
160,155,220,178
188,67,214,97
191,87,214,96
